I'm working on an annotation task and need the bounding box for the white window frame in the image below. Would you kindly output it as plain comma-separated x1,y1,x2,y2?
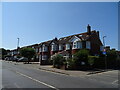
59,44,63,50
72,42,77,49
51,43,58,51
66,44,70,50
39,47,42,52
77,41,82,49
42,45,48,52
73,41,82,49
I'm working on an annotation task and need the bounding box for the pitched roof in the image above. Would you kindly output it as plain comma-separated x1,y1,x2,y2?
38,40,52,46
58,31,94,44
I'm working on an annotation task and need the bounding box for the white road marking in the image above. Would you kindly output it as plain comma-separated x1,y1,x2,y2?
15,71,59,90
112,80,118,84
14,83,20,88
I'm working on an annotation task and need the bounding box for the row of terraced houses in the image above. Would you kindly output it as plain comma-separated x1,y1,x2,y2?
9,25,104,65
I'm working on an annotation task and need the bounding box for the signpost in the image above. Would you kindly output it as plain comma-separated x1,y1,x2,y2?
103,49,106,55
103,49,107,70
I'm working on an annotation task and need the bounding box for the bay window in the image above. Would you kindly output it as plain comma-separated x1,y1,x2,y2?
66,44,70,50
51,44,58,51
39,47,42,52
72,41,82,49
42,45,48,52
73,42,77,49
77,42,82,49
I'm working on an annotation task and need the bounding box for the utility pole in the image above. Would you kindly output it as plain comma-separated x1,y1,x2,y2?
103,36,107,70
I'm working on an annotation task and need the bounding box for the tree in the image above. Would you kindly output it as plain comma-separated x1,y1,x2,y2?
0,48,7,60
20,48,36,63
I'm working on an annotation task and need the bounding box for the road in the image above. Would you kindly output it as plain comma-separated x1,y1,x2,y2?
1,60,119,89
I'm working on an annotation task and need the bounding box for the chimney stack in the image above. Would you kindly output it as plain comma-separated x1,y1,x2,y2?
54,37,58,41
97,31,99,38
87,24,91,35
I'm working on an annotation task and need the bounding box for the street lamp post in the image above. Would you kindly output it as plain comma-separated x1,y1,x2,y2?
103,36,106,47
17,38,20,55
103,36,107,70
17,38,20,48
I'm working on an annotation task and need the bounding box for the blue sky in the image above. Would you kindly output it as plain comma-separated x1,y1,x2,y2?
2,2,118,50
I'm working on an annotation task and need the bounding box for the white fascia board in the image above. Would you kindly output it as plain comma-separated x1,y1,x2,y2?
69,36,81,42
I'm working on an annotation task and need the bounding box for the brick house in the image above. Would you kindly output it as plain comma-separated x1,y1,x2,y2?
37,24,103,64
10,25,103,64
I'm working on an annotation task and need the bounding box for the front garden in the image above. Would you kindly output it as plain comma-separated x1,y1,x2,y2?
51,49,120,70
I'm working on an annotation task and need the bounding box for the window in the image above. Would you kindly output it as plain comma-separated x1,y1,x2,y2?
42,55,47,60
77,42,82,49
42,45,48,52
14,51,17,54
59,44,63,50
39,47,42,52
51,44,58,51
86,41,91,49
66,44,70,50
73,41,82,49
73,42,77,49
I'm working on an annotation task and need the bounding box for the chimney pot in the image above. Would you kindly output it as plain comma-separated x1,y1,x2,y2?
87,24,91,35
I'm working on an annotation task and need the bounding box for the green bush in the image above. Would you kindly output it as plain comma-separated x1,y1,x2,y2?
73,49,89,66
106,50,117,68
66,58,76,69
52,54,66,68
88,56,99,66
93,56,105,68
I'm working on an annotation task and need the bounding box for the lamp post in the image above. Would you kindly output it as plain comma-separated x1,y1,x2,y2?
103,36,107,70
17,38,20,48
103,36,106,47
17,38,20,55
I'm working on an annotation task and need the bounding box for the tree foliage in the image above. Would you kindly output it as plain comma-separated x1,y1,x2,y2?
0,48,8,59
20,48,36,63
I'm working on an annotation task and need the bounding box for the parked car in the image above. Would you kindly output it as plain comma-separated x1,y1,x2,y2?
17,57,28,62
12,57,19,62
5,57,13,61
5,57,9,61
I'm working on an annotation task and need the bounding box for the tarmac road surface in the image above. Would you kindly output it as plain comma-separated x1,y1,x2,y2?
1,60,119,89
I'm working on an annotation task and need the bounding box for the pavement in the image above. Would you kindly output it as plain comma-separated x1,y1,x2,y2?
11,61,117,77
